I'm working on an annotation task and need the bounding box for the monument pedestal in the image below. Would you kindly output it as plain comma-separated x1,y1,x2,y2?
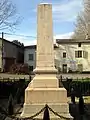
21,88,73,120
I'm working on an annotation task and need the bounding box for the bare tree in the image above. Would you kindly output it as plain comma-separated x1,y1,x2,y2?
0,0,20,30
72,0,90,39
12,40,24,46
72,13,86,39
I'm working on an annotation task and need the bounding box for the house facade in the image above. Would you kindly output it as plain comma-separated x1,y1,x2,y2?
24,45,58,72
0,38,24,72
24,45,36,71
1,37,90,73
56,39,90,73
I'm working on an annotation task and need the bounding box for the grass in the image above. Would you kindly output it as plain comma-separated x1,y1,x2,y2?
74,77,90,81
68,96,90,103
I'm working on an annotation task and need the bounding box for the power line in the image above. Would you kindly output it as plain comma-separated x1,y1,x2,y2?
2,32,36,38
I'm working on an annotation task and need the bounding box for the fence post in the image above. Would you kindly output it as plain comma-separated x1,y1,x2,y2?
43,104,50,120
82,77,83,81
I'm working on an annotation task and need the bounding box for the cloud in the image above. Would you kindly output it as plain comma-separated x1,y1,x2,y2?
54,32,74,43
52,0,83,22
4,32,74,46
23,39,36,46
54,32,74,39
33,0,83,22
4,34,36,46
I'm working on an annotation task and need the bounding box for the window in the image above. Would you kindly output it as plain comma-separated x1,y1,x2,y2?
29,66,33,71
28,54,33,60
78,51,82,57
63,52,66,58
75,51,82,58
62,64,67,73
78,43,81,47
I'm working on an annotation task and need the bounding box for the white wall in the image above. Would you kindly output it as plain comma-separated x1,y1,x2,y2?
24,48,36,70
24,43,90,72
24,47,58,71
56,43,90,72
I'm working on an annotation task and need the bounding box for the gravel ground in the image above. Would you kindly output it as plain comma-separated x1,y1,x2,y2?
58,73,90,79
0,73,90,80
0,73,29,80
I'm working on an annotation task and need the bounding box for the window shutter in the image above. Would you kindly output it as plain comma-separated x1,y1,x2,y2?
75,51,78,58
85,51,88,59
83,51,88,59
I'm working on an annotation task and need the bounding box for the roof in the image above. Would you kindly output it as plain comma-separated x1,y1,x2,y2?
24,44,58,49
56,39,90,44
0,37,24,48
24,45,36,49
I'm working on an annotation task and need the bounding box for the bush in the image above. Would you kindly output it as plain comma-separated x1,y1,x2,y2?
82,71,90,74
9,63,29,74
7,94,14,115
68,68,73,73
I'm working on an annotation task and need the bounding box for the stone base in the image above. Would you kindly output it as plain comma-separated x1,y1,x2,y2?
29,74,59,88
21,88,73,120
21,103,73,120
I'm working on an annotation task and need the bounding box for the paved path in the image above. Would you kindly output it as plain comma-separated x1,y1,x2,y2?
0,73,29,79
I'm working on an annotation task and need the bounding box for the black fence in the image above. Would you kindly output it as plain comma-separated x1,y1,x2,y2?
0,104,71,120
0,78,30,98
60,78,90,97
0,77,90,120
0,77,90,98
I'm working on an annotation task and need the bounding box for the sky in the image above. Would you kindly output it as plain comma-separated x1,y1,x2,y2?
0,0,83,45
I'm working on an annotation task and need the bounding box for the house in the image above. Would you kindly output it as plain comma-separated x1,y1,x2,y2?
24,44,58,72
56,39,90,73
0,38,24,72
1,37,90,73
24,45,36,72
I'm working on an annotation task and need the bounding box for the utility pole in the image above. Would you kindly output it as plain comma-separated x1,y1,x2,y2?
2,32,4,39
1,32,4,72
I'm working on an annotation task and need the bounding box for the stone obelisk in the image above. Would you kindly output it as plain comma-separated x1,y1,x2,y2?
21,3,73,120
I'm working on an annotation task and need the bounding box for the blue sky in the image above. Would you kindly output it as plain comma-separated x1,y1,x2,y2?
0,0,83,45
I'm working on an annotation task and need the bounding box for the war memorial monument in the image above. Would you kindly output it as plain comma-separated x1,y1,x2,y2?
21,3,73,120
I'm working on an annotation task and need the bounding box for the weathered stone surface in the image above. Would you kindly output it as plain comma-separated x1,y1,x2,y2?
29,74,58,88
36,4,54,70
21,3,73,120
25,88,67,104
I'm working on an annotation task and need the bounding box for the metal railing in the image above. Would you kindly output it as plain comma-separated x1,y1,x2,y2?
1,104,70,120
